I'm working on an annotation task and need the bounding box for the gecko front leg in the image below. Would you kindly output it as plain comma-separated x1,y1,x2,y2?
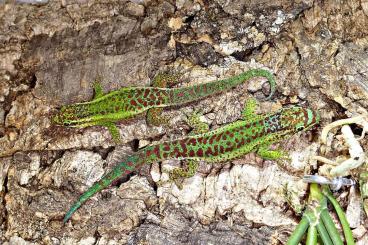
241,98,265,123
169,160,200,189
257,144,288,160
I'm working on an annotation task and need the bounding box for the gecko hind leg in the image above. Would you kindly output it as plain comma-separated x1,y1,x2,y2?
100,122,120,143
257,144,289,160
92,76,105,99
170,160,199,189
147,108,170,126
241,98,263,123
257,143,294,172
186,110,209,135
152,72,182,88
147,72,183,126
74,119,121,143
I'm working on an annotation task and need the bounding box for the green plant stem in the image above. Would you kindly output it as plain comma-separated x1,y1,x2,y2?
287,216,309,245
316,221,333,245
320,209,343,245
306,225,317,245
322,185,355,245
309,183,334,245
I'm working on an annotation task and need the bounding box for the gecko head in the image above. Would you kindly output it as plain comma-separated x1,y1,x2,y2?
280,107,320,133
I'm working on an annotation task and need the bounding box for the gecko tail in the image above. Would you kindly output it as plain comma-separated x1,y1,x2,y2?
63,154,142,223
63,179,107,223
63,200,83,223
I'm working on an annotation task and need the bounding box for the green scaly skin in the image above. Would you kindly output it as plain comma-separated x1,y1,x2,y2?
63,102,320,223
53,69,276,140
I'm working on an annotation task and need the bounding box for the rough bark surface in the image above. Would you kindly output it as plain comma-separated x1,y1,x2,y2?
1,0,368,244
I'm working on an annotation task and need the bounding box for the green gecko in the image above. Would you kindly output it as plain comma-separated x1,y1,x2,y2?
53,69,276,140
63,100,320,223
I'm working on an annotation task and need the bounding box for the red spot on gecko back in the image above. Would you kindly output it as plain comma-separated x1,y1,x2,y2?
188,138,197,145
219,145,225,154
216,133,223,142
189,150,195,157
203,138,208,144
251,133,258,139
205,147,213,156
156,95,163,103
130,100,137,106
171,147,180,158
225,146,234,152
153,146,160,156
163,143,170,151
136,89,143,96
197,148,203,157
146,150,152,157
213,146,219,156
180,141,188,155
137,98,144,104
209,135,217,144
